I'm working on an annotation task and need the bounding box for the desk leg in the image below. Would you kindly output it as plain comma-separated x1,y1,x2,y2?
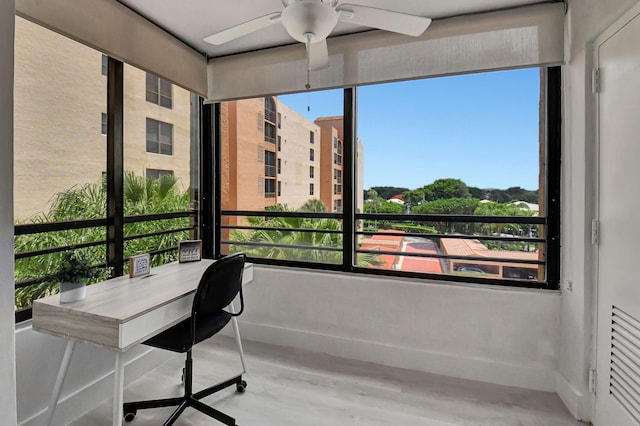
112,352,124,426
228,302,246,374
44,340,76,426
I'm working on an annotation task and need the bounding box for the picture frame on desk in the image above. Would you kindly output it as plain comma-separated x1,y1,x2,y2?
179,240,202,263
129,253,151,278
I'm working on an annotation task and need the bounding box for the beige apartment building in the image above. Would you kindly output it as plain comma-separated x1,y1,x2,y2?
14,17,193,221
15,16,360,224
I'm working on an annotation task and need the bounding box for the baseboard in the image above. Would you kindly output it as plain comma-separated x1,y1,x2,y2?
237,321,556,392
556,372,588,421
19,348,171,426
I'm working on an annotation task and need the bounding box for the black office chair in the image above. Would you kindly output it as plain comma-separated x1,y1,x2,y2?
123,253,247,426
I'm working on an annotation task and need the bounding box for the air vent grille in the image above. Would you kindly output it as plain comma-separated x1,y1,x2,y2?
610,306,640,423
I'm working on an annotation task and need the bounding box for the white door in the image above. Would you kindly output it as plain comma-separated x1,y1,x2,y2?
595,4,640,426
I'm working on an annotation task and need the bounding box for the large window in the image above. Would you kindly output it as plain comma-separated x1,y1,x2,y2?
218,69,560,289
13,17,200,322
219,90,344,264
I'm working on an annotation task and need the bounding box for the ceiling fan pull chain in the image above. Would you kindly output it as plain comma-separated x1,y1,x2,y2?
305,33,312,90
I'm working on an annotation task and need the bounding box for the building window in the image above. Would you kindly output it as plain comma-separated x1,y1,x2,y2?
265,151,276,177
310,148,315,161
145,73,172,109
265,179,276,198
265,97,276,123
101,113,107,135
146,169,174,180
101,54,108,76
277,136,282,151
277,112,282,129
146,118,173,155
277,158,281,174
334,152,342,165
333,184,342,195
310,183,314,195
278,181,282,196
310,131,315,144
335,169,342,184
265,122,276,143
310,166,314,178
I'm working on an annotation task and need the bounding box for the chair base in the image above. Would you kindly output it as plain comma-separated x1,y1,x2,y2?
123,374,246,426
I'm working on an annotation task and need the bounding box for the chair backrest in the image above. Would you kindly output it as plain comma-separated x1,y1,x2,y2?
192,253,246,319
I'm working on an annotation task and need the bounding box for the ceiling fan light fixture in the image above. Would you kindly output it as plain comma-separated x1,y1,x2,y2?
281,0,338,43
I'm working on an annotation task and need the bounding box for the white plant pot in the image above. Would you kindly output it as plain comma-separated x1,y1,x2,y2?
59,281,86,303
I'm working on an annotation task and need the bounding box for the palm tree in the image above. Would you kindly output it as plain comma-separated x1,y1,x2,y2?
230,203,382,267
14,172,191,309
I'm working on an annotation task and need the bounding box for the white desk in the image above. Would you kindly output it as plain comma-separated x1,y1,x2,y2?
32,259,253,426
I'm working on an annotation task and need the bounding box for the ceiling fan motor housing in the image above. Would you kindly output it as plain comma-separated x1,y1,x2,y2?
281,0,339,43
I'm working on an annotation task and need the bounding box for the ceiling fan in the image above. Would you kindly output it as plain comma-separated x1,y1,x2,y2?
204,0,432,75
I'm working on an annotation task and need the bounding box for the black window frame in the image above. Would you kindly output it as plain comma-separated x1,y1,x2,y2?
213,66,561,291
14,56,200,323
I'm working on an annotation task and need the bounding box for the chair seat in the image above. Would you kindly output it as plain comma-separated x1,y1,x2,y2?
143,311,232,353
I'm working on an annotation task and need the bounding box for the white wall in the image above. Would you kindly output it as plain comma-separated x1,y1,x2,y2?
239,266,561,392
0,1,17,424
558,0,639,420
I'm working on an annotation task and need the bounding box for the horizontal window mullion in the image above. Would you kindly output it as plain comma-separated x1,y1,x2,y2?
356,248,544,265
223,210,342,219
356,213,546,224
221,225,342,234
357,230,544,244
124,226,194,241
222,240,342,252
15,239,107,260
15,218,108,235
124,210,195,223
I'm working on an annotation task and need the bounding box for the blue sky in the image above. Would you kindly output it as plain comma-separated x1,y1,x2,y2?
279,68,540,191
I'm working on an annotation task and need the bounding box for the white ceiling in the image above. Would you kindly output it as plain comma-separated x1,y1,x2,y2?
118,0,554,58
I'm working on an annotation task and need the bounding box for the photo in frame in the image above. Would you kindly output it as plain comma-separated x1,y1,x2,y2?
129,253,151,278
179,240,202,263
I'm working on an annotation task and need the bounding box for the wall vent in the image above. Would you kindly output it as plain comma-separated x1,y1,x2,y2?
610,306,640,423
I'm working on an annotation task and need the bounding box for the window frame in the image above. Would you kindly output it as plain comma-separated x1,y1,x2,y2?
213,67,561,290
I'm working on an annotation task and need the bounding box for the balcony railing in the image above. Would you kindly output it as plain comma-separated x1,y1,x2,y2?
220,210,555,289
14,210,196,322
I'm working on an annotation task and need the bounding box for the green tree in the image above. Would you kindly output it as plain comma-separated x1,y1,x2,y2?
403,188,426,206
423,178,471,201
474,201,537,250
298,199,328,213
363,198,404,214
230,202,382,267
411,198,479,233
468,186,486,200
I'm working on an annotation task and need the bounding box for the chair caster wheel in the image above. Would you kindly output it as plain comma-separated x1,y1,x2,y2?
236,380,247,393
123,410,137,422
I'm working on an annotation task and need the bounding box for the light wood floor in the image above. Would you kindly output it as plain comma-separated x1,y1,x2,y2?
71,336,584,425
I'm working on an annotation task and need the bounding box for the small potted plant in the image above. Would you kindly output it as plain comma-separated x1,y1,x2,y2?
55,251,98,303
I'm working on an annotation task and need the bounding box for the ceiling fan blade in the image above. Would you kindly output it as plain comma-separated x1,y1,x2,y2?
336,4,431,37
308,39,330,71
203,12,282,45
